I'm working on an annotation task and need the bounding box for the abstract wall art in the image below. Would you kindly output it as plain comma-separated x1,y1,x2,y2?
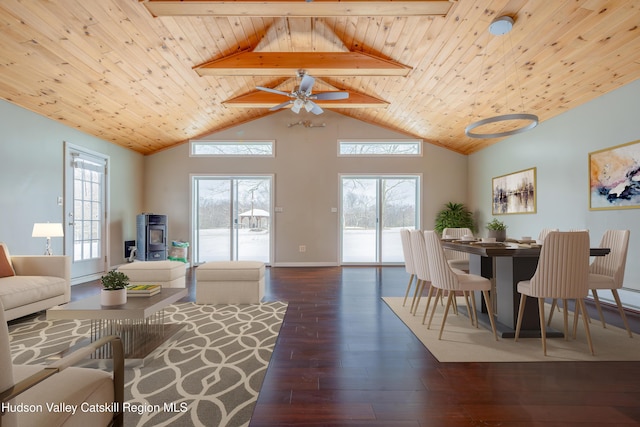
492,167,536,215
589,139,640,210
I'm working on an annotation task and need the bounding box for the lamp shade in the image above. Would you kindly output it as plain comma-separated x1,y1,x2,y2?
32,223,64,238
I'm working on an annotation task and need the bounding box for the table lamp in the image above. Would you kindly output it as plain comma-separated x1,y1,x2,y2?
32,223,64,255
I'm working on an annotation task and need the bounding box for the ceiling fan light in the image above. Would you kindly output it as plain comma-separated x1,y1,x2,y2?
291,99,303,114
304,101,314,112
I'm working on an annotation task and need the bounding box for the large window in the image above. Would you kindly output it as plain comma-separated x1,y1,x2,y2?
338,140,422,156
191,140,274,157
341,175,420,263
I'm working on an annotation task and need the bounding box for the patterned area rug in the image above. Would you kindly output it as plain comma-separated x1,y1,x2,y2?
8,301,288,427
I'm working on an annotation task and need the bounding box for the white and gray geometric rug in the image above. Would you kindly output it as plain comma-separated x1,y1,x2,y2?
8,301,288,427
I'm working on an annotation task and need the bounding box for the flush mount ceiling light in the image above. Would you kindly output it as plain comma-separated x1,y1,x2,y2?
465,16,539,139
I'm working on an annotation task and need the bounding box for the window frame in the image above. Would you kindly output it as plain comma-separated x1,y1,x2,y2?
337,139,423,157
190,140,275,157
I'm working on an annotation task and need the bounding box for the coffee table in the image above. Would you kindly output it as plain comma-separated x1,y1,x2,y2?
47,288,188,365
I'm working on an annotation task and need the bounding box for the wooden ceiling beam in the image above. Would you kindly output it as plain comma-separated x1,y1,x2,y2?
223,90,388,109
141,1,455,18
195,51,412,76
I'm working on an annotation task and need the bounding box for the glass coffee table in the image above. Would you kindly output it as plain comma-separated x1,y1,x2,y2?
47,288,188,366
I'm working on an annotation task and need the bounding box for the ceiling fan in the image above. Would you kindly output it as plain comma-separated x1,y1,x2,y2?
256,72,349,115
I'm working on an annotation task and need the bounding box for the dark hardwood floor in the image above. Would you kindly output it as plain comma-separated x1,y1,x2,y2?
71,266,640,426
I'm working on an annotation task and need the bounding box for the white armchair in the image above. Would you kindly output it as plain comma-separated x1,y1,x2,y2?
0,300,124,427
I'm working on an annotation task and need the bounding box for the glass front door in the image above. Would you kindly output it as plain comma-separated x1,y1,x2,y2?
64,144,108,281
192,176,272,264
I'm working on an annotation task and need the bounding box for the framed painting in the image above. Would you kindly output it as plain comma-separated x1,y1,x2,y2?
589,139,640,210
492,167,536,215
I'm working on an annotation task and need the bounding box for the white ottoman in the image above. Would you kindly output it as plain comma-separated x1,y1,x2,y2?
117,260,187,288
196,261,265,304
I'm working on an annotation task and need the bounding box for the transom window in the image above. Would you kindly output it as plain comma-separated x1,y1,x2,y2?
338,140,422,156
191,140,274,157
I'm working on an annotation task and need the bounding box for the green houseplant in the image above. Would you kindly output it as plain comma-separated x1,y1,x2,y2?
434,202,476,235
486,218,507,242
100,270,129,306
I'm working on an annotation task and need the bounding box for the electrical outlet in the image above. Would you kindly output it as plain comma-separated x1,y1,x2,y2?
299,245,306,252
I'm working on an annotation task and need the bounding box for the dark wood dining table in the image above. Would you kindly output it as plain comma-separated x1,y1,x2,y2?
440,240,610,338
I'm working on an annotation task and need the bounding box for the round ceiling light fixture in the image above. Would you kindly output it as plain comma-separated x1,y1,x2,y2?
465,16,539,139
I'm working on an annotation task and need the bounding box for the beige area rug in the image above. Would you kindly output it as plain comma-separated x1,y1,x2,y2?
383,296,640,362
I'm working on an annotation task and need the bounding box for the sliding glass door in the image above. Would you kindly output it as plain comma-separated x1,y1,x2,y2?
341,175,419,264
192,176,272,264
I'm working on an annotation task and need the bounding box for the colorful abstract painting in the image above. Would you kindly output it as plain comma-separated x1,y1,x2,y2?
492,167,536,215
589,140,640,210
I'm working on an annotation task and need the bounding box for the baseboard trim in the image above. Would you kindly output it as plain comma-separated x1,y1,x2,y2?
272,262,339,268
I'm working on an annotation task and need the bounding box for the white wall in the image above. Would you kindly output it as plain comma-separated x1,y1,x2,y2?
0,100,145,267
468,79,640,294
144,110,467,265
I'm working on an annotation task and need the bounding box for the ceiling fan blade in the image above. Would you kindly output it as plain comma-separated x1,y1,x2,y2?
269,100,292,111
256,86,291,97
313,91,350,100
299,74,315,95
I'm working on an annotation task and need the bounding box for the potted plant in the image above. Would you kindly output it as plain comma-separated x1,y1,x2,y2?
486,218,508,242
100,270,129,306
434,202,476,235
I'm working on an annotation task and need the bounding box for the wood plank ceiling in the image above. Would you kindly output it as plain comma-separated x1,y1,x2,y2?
0,0,638,155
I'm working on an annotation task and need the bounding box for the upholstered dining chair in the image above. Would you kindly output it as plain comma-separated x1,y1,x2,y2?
400,228,417,307
423,230,498,340
0,300,124,427
537,228,558,243
408,229,433,315
588,229,632,338
515,231,594,356
441,227,473,271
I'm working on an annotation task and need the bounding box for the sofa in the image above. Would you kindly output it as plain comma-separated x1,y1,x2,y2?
0,243,71,321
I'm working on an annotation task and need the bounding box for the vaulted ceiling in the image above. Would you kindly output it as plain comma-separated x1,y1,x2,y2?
0,0,638,155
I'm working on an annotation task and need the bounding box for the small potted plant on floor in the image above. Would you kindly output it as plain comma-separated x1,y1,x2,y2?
100,270,129,306
486,218,508,242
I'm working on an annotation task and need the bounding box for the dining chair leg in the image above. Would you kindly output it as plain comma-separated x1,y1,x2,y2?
547,298,564,326
572,299,581,339
482,290,498,341
561,298,569,341
514,293,527,342
590,289,606,328
427,289,442,329
470,291,479,328
438,292,455,340
450,291,459,315
578,299,595,355
410,279,423,313
412,280,426,315
461,291,474,327
611,289,632,338
402,274,415,306
538,298,547,356
421,285,436,324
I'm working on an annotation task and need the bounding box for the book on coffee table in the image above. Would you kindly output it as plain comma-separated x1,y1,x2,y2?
126,284,161,297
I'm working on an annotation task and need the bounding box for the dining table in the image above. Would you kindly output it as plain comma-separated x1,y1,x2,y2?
440,239,610,338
